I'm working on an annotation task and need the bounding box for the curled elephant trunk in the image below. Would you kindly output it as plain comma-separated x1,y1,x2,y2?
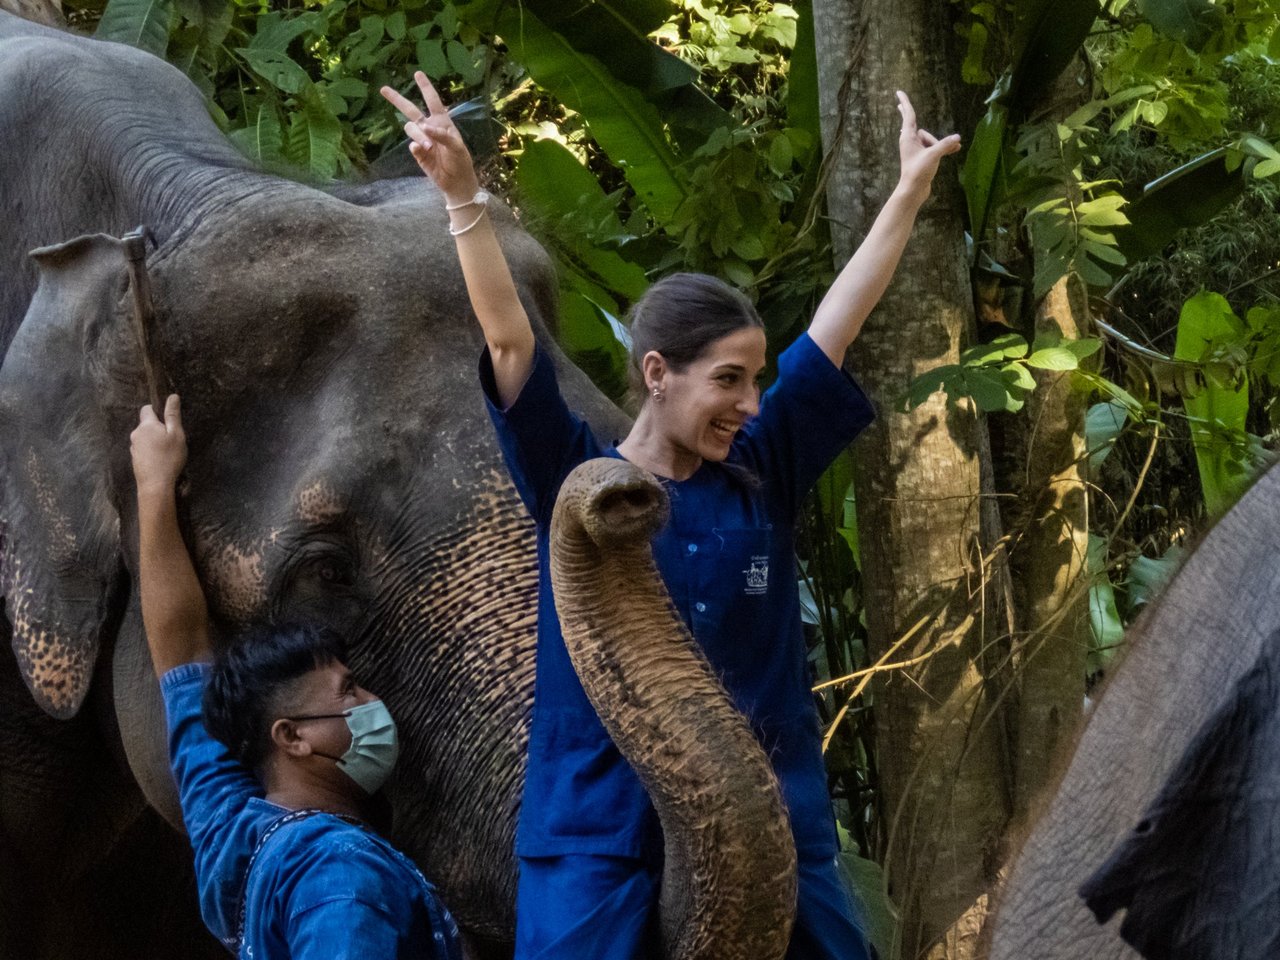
550,458,798,960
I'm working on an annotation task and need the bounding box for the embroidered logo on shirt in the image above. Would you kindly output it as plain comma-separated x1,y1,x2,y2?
743,555,769,595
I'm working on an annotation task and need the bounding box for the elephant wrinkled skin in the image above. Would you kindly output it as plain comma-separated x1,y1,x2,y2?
989,459,1280,959
550,458,798,960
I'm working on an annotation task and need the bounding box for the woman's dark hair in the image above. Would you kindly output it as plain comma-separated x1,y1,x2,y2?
627,272,763,400
202,622,347,771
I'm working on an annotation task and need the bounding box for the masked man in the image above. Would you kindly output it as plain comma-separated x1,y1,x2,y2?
132,394,461,959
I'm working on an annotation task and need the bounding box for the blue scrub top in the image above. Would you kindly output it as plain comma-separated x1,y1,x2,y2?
161,663,461,960
481,332,874,861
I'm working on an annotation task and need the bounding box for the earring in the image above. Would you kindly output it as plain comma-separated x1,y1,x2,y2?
651,387,664,402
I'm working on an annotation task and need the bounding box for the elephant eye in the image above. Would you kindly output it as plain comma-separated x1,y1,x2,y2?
310,555,356,589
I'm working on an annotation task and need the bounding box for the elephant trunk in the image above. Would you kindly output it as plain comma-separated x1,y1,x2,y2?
549,458,798,960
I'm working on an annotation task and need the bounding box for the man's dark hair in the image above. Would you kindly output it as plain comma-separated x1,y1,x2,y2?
202,622,347,771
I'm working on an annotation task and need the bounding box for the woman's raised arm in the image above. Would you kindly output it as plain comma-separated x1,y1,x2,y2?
380,73,536,407
807,92,962,366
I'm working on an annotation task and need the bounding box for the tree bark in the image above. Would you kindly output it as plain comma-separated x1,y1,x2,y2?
1010,275,1091,822
812,3,1012,957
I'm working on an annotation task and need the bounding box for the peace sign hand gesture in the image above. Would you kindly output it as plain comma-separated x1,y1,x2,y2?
379,72,482,207
894,91,962,203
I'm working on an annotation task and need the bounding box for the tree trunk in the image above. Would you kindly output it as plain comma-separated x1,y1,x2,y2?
812,3,1012,958
1010,274,1091,822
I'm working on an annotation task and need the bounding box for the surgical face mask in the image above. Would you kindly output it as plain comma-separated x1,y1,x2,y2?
289,700,400,794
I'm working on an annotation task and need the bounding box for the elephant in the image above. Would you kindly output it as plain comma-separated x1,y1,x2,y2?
987,458,1280,959
0,10,802,958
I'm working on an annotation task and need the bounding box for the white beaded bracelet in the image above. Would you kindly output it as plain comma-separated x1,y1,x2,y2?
448,205,489,237
444,189,490,211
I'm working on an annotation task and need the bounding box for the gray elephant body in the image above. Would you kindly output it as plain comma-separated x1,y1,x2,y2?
0,11,632,954
989,461,1280,958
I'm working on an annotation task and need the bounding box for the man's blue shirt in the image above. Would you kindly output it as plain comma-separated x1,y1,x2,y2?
481,332,875,861
161,662,461,959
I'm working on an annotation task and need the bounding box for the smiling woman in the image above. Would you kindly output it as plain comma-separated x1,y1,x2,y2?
617,273,767,478
380,65,960,959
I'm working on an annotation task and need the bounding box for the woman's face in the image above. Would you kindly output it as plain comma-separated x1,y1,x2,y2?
653,325,767,463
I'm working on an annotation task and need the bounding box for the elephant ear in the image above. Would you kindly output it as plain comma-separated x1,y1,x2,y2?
1079,626,1280,960
0,233,129,719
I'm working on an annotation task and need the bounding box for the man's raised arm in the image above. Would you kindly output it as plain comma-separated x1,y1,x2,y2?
131,394,211,675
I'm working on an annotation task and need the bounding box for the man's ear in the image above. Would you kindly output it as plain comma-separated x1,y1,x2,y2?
270,718,312,758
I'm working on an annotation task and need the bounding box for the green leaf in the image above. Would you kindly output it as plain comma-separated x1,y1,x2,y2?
446,39,483,84
1026,346,1082,371
961,333,1029,366
785,0,822,164
963,366,1020,412
461,0,689,222
1082,239,1127,266
96,0,174,56
768,133,794,176
962,103,1008,244
731,234,765,262
1175,291,1250,515
839,850,900,960
247,10,322,52
386,11,407,39
1116,148,1246,262
515,138,629,241
416,37,450,77
285,86,344,179
227,103,284,166
1254,158,1280,179
1086,534,1125,669
1136,0,1223,46
237,48,311,95
1006,0,1102,115
1085,399,1129,471
1127,544,1187,609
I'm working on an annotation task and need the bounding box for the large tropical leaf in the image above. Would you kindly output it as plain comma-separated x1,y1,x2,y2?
961,103,1009,247
786,0,821,165
1115,148,1246,262
1136,0,1223,46
523,0,694,95
461,0,688,222
95,0,174,57
1174,291,1251,516
500,0,728,142
1006,0,1101,115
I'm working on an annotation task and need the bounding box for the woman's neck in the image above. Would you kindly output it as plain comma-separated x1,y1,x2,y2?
617,410,702,481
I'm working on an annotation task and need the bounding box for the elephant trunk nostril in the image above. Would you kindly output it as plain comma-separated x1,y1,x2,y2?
569,461,669,548
591,485,665,538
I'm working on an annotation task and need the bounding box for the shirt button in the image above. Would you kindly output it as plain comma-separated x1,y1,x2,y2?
695,602,706,613
687,543,698,554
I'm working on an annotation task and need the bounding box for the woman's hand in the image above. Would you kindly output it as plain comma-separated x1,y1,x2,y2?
895,91,962,203
379,72,482,206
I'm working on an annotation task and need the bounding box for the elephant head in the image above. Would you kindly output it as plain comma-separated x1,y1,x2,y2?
550,458,798,958
0,183,628,943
